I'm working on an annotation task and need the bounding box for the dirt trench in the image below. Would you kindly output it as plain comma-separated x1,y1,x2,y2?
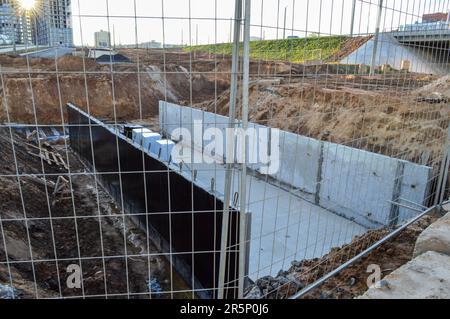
0,128,190,298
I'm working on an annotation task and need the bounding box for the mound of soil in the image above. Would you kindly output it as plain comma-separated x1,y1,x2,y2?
0,53,231,125
0,128,189,298
416,75,450,99
198,75,448,166
251,213,438,299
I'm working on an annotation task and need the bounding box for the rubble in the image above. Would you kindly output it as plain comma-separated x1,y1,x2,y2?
0,284,19,299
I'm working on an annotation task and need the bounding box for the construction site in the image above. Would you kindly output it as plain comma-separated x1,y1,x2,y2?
1,0,450,301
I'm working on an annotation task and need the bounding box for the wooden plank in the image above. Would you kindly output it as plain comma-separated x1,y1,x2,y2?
44,150,52,165
56,153,69,170
51,152,59,165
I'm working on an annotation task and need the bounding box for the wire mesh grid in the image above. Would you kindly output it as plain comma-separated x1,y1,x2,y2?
0,0,449,300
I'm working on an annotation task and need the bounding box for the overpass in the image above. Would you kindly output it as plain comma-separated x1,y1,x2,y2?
341,31,450,75
391,28,450,47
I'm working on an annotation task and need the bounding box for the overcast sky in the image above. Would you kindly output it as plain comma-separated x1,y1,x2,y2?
71,0,450,46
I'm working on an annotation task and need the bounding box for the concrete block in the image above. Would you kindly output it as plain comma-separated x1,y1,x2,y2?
142,133,162,153
153,140,175,162
360,251,450,299
414,213,450,258
132,128,152,146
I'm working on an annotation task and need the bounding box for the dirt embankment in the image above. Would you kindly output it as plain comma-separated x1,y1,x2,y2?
0,129,189,298
0,53,231,125
250,212,439,299
198,74,449,165
328,36,373,62
416,75,450,99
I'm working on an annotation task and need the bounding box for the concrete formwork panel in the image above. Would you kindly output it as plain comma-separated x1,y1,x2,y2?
275,131,322,195
319,143,398,228
159,102,433,229
159,101,181,138
203,111,229,160
180,106,203,152
398,163,433,223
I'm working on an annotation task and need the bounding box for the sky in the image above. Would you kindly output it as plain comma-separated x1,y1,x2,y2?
71,0,450,46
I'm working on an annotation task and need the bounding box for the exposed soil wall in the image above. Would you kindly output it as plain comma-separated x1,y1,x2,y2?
197,75,449,166
0,128,189,298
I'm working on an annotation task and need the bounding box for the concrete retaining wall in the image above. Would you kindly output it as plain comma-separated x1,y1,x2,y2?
69,103,241,299
159,101,432,228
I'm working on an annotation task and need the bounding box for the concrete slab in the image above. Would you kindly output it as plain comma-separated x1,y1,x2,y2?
360,251,450,299
186,147,367,280
414,213,450,258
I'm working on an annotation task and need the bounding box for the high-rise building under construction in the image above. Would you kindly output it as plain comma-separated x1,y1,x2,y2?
0,0,73,46
33,0,73,46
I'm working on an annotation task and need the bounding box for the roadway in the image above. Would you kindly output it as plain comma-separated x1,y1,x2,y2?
0,45,74,58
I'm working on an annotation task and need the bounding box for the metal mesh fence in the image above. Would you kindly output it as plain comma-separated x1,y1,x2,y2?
0,0,449,300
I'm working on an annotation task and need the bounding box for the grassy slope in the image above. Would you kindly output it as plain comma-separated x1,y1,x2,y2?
184,36,349,63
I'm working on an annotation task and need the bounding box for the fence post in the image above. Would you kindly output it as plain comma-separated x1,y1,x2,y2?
350,0,357,37
237,0,252,299
435,124,450,207
218,0,243,300
370,0,383,75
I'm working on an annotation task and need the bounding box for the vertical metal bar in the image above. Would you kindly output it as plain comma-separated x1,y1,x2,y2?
238,0,251,299
435,125,450,206
283,6,287,39
218,0,243,300
350,0,357,37
370,0,384,75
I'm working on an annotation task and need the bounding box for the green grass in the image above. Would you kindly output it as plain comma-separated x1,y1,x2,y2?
184,36,349,63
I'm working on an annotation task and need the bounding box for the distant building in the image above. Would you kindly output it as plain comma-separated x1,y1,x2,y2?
0,0,28,45
33,0,73,46
94,30,111,48
422,12,449,23
0,0,73,47
142,40,161,49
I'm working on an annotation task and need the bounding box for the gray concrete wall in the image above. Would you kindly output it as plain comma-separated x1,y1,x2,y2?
159,101,432,228
341,33,450,75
